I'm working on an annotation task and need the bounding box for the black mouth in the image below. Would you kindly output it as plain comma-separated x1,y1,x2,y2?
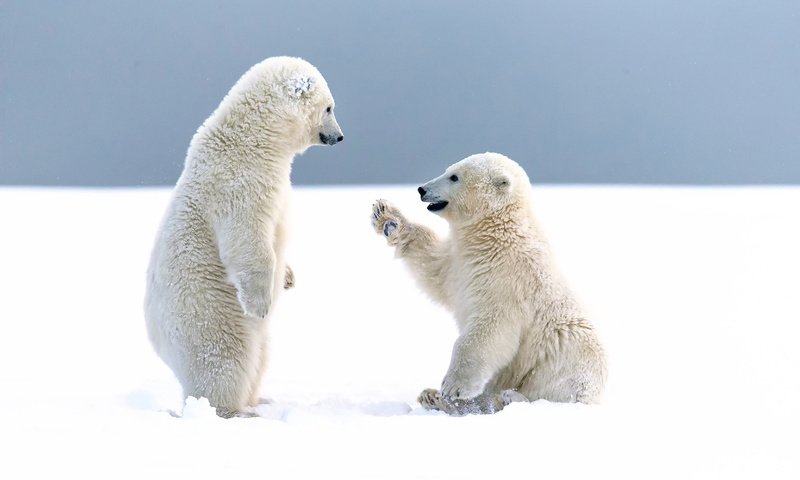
426,201,449,212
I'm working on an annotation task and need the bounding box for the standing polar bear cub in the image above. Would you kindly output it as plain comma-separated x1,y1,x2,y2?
372,153,606,415
145,57,343,417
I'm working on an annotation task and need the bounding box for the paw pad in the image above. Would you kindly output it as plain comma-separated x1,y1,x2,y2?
383,220,397,237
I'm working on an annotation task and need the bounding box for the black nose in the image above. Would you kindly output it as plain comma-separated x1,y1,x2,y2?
337,135,344,142
418,186,426,197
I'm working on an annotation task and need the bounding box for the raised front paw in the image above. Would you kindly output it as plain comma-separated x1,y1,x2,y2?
283,265,295,290
371,199,403,244
441,371,484,400
236,270,272,319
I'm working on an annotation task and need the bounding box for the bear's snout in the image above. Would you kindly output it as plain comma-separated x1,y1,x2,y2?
418,186,426,198
319,132,343,145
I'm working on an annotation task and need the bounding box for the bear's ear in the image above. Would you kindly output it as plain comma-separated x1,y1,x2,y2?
286,74,316,98
493,175,511,191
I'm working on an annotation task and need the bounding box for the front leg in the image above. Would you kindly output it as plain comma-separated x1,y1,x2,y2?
440,349,486,400
441,313,522,400
215,211,276,319
235,267,274,318
370,199,405,246
371,199,453,308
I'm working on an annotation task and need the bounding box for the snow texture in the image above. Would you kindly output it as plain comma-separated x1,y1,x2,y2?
0,186,798,479
286,74,315,98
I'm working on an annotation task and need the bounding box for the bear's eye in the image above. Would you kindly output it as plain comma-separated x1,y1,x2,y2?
326,106,332,114
449,174,458,182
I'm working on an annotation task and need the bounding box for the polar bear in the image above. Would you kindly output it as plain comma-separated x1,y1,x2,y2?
145,56,343,418
371,152,606,415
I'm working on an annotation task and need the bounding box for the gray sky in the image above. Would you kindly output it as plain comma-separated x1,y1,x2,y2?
1,0,799,186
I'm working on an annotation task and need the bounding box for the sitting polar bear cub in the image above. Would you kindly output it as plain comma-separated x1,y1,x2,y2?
145,57,343,418
372,152,606,415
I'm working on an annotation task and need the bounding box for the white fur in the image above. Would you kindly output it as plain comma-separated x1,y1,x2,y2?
145,56,342,417
372,153,606,413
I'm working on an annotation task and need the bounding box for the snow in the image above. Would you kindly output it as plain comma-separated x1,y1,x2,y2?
1,185,798,479
286,73,316,98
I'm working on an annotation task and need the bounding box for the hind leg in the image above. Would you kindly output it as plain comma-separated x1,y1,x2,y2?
177,324,262,418
518,360,605,404
417,388,528,415
182,367,254,418
247,329,271,407
418,388,451,412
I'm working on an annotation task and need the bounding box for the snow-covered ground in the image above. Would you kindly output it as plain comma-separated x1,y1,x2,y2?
1,185,798,479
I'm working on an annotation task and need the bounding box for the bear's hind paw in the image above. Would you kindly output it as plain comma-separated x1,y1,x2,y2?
417,388,445,411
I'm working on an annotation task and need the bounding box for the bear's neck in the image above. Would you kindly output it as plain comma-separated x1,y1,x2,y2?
187,122,298,181
453,203,541,254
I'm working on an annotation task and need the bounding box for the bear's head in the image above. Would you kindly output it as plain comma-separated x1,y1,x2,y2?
281,60,344,150
272,57,343,151
417,152,531,223
217,56,343,154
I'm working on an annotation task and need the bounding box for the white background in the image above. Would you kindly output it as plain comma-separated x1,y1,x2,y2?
1,185,798,479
